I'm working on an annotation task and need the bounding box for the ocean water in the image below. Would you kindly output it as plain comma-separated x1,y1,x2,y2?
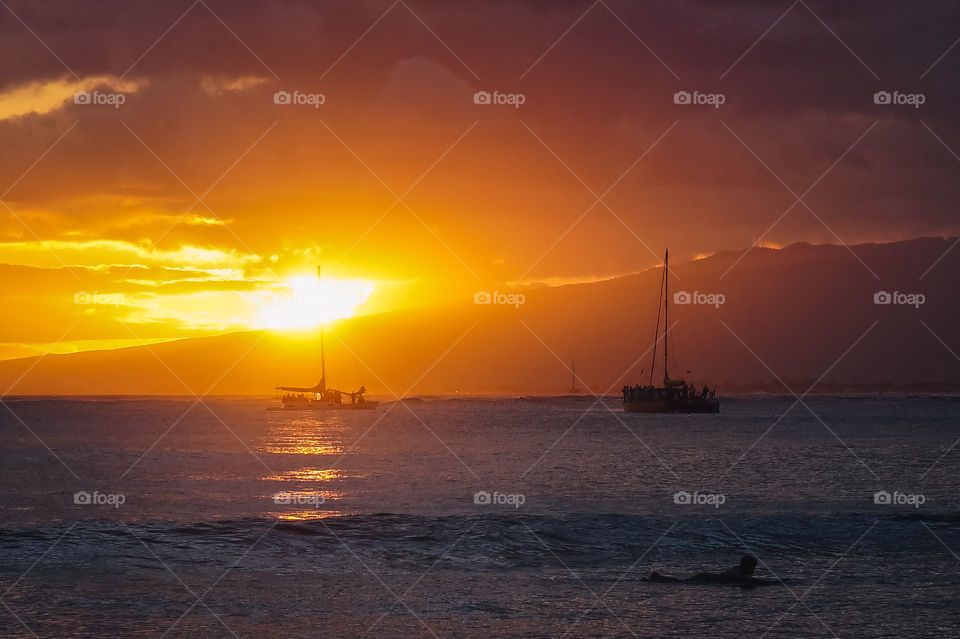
0,395,958,637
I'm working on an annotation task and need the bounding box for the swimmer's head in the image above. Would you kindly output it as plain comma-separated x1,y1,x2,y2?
740,555,758,575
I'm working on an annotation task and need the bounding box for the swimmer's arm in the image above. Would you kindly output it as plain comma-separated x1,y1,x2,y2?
644,571,682,582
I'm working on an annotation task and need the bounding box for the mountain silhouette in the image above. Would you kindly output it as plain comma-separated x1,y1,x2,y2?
0,237,957,395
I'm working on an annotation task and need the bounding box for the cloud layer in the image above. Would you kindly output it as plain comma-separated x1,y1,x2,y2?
0,0,958,355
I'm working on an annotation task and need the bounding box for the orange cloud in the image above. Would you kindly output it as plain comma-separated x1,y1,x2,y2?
199,75,270,96
0,75,144,120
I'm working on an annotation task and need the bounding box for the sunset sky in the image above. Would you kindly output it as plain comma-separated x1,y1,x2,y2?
1,0,959,360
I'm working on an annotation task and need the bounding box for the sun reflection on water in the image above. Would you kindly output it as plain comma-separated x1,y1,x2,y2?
260,417,347,455
262,468,345,482
274,509,346,521
267,486,348,520
261,416,364,519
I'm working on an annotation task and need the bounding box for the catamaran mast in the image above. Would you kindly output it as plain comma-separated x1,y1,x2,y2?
318,265,327,394
663,249,669,385
648,250,666,387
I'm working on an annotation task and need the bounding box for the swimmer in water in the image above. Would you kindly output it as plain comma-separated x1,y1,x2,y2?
646,555,774,587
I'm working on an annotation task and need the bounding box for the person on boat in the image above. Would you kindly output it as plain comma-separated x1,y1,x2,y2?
645,555,771,586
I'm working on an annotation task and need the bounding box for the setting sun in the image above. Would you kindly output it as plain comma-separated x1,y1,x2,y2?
2,3,960,637
257,275,375,330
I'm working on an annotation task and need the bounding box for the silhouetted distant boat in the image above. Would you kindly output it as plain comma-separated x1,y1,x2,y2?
622,250,719,414
568,360,582,394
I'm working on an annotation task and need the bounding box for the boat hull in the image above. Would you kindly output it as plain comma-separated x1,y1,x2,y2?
267,401,379,412
623,399,719,414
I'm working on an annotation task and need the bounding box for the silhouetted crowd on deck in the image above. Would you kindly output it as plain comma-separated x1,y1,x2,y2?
282,388,371,405
622,383,716,403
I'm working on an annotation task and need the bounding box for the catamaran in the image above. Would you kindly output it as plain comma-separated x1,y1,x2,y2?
272,331,378,411
622,250,720,413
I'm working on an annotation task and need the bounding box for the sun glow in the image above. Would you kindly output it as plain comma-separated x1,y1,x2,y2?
258,276,375,330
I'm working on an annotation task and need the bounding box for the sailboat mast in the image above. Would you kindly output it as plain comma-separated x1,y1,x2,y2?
663,249,669,385
317,265,327,393
648,251,666,387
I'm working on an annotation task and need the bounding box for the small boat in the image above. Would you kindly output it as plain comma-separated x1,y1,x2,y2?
271,330,378,411
567,360,583,394
622,250,719,414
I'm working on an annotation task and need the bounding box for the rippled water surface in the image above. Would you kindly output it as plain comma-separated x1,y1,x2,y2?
1,395,958,637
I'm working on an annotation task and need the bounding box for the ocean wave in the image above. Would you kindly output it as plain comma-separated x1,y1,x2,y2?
1,512,956,578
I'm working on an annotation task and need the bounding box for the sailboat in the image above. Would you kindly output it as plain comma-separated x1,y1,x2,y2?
273,331,377,410
272,267,378,411
568,360,583,394
622,250,719,413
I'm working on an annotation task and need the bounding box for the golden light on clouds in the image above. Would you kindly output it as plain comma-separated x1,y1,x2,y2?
114,275,378,333
0,221,387,358
199,75,270,96
0,75,143,120
0,239,257,271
